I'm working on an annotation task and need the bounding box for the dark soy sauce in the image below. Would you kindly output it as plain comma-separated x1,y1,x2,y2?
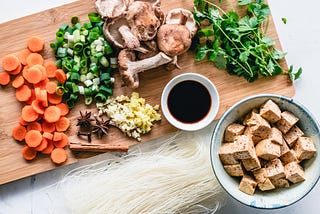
167,80,211,123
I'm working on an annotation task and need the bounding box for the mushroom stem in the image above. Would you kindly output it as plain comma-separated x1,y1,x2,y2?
118,25,140,49
128,52,172,74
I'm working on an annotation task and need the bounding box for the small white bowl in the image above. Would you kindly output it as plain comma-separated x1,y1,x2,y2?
161,72,219,131
210,94,320,209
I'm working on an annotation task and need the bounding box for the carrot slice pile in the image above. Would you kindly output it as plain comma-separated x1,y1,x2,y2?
1,35,71,163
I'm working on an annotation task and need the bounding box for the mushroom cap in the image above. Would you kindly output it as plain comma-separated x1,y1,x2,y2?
165,8,198,38
157,24,192,57
95,0,132,19
118,49,140,88
126,1,163,41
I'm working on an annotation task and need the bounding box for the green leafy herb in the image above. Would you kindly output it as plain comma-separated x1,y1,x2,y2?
282,17,287,24
288,65,302,82
193,0,301,82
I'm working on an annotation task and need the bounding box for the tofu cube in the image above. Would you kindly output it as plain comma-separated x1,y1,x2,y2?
293,137,317,161
258,178,275,191
280,138,290,156
243,126,263,144
243,110,260,126
268,127,283,145
277,111,299,134
265,158,285,180
238,174,257,195
283,125,304,147
255,139,281,160
224,123,245,142
260,99,281,123
218,143,239,165
253,168,267,183
223,164,244,177
242,152,261,171
250,115,271,139
271,178,290,188
280,149,298,165
284,162,305,183
234,135,255,160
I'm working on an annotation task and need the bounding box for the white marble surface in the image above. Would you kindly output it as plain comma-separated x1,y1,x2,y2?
0,0,319,213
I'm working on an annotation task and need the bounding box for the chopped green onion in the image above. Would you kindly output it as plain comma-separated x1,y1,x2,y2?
88,12,101,23
70,72,80,82
71,16,80,25
85,96,93,105
95,93,107,103
57,47,67,58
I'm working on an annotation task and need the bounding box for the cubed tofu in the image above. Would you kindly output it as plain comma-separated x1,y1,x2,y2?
238,174,257,195
280,138,290,156
277,111,299,134
242,152,261,171
268,127,283,145
224,123,245,142
234,135,255,160
243,110,260,126
258,178,275,191
255,139,281,160
243,126,263,144
265,158,285,180
293,137,317,161
218,143,239,165
250,115,271,139
271,178,290,188
253,168,267,183
223,164,244,177
280,149,298,165
283,125,304,147
284,162,305,183
260,99,281,123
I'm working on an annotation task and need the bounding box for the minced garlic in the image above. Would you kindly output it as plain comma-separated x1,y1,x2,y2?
97,92,161,141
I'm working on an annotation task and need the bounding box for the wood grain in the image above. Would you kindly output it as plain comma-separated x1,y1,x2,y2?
0,0,294,185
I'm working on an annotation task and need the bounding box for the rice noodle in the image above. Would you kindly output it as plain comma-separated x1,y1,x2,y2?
58,131,226,213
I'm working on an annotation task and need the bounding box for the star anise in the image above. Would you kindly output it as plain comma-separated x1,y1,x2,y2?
76,111,94,128
92,115,110,139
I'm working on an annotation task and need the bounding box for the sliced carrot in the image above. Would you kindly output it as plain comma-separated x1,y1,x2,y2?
12,75,25,88
45,81,57,94
0,71,10,86
7,63,22,75
22,65,29,80
53,133,69,148
44,105,61,123
1,54,20,71
25,89,36,105
55,116,70,132
34,137,48,152
41,139,54,154
56,103,69,116
15,85,32,102
27,36,45,52
31,99,45,114
12,124,27,141
18,49,32,65
19,116,29,126
34,78,49,90
24,66,42,84
42,121,56,133
40,90,48,107
43,132,53,140
26,53,44,67
27,121,42,132
48,92,62,105
53,131,63,141
33,64,47,81
44,61,57,78
25,130,42,147
21,105,38,122
22,146,37,161
50,148,67,164
55,69,67,84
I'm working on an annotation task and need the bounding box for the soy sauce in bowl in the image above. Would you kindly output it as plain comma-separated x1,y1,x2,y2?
167,80,211,123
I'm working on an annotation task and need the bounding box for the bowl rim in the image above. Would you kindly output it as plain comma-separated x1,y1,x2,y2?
210,93,320,209
161,72,220,131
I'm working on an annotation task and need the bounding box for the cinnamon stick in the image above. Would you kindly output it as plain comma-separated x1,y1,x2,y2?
69,142,129,152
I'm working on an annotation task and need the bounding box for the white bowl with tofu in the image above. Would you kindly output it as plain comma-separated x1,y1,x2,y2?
210,94,320,209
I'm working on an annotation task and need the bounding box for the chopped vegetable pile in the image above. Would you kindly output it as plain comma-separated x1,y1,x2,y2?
97,92,161,141
193,0,302,82
51,12,116,108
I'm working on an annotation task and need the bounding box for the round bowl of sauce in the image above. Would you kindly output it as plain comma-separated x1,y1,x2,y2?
161,73,220,131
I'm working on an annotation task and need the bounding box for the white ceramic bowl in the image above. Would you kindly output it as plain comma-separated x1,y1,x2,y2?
210,94,320,209
161,72,219,131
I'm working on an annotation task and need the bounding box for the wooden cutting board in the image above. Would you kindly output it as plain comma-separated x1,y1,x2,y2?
0,0,294,185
